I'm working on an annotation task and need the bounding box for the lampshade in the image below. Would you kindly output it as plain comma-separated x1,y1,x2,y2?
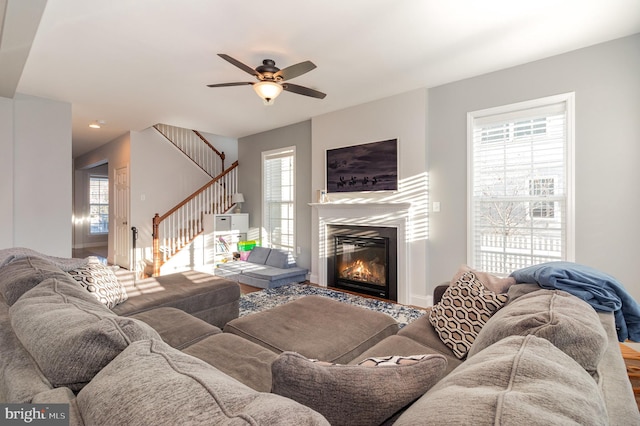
253,81,283,105
232,193,245,204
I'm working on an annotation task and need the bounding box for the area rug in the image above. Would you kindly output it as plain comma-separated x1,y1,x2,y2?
239,283,428,327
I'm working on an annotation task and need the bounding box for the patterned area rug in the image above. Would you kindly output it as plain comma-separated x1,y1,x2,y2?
239,283,428,327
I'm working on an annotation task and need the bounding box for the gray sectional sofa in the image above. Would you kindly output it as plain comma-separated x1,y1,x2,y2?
214,246,308,289
1,254,638,425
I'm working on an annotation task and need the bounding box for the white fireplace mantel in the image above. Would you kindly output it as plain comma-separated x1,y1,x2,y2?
310,202,412,305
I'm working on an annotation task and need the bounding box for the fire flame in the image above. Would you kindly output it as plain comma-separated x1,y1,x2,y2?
340,259,385,284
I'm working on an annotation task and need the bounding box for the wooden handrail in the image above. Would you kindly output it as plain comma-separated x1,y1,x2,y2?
153,124,225,178
194,130,225,169
152,161,239,276
155,161,238,223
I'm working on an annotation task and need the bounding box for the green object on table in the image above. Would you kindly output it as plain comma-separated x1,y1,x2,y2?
238,240,257,251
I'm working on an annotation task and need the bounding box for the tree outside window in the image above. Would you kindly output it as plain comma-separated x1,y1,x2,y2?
90,176,109,234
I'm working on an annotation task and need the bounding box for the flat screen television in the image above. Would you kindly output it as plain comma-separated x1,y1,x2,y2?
326,138,398,193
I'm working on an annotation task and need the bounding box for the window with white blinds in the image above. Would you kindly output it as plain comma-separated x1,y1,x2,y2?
262,147,295,252
89,176,109,234
467,94,574,275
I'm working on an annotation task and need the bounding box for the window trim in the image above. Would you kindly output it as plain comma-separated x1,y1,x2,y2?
466,93,575,272
89,175,109,235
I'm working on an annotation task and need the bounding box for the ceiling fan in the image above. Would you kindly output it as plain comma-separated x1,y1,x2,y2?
207,54,326,105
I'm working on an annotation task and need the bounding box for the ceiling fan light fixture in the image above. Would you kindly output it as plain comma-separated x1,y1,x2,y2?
253,81,283,105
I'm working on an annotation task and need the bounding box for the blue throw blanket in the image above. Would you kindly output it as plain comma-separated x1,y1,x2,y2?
510,262,640,342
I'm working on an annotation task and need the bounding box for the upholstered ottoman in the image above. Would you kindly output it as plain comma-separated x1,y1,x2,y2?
223,295,399,364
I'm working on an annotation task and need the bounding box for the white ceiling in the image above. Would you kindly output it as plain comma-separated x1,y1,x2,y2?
3,0,640,157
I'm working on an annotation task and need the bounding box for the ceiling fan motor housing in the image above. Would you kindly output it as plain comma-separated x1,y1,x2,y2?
256,59,280,81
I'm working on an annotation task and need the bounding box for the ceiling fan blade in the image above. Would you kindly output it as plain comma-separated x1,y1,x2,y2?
217,54,260,77
274,61,316,81
282,83,326,99
206,82,254,88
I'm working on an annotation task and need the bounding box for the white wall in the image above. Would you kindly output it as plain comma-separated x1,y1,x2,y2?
311,89,430,306
0,97,14,247
428,34,640,300
200,131,239,166
0,94,72,256
130,127,213,265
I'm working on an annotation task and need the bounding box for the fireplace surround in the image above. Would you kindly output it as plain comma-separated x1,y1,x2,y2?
311,202,414,306
328,225,397,300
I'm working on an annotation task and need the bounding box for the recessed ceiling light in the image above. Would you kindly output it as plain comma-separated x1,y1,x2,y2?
89,120,106,129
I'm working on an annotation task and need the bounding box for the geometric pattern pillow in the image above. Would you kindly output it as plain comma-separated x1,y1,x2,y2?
357,354,430,367
67,258,127,309
310,354,429,367
429,271,509,359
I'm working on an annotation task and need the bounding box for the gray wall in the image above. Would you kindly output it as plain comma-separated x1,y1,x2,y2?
428,34,640,300
238,120,312,271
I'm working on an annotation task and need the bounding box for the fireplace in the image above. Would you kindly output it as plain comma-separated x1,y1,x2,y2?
327,225,397,301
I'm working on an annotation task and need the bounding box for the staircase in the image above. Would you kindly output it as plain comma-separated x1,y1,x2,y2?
151,124,239,276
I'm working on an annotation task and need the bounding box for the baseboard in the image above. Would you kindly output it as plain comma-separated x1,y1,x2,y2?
409,294,432,309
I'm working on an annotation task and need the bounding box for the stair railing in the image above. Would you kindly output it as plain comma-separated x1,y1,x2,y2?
154,124,225,178
152,161,239,276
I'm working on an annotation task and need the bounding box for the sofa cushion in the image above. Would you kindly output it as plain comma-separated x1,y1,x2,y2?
130,307,221,350
67,257,128,308
272,351,446,426
0,257,70,305
467,288,608,376
264,249,291,269
76,339,329,426
112,271,240,328
394,335,608,426
10,276,161,391
183,333,279,392
241,265,307,281
247,247,271,265
429,270,509,359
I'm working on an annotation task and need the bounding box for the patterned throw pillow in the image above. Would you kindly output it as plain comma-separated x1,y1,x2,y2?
429,271,509,359
357,354,429,367
68,258,128,308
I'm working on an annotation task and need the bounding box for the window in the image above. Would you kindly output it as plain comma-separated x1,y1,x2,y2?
529,177,555,218
468,94,574,275
262,147,295,252
89,176,109,234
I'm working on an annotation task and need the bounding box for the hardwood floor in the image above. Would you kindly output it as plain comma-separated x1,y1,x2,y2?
72,246,108,264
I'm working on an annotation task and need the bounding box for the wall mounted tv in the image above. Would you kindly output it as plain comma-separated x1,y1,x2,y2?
326,138,398,193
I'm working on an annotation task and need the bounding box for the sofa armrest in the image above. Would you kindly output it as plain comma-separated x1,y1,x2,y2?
433,282,449,305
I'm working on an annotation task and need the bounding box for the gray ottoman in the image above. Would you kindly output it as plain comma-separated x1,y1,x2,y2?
223,295,399,364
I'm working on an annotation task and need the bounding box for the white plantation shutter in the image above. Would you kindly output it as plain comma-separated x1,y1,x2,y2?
263,147,295,251
468,94,574,275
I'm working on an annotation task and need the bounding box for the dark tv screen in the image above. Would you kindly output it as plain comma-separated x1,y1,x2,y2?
326,139,398,193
